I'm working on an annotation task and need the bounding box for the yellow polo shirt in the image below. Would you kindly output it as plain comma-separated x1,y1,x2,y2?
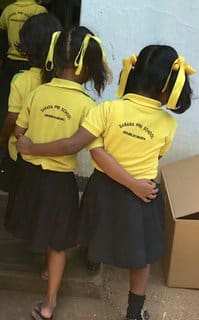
17,78,95,172
0,0,47,60
82,93,177,179
8,67,42,160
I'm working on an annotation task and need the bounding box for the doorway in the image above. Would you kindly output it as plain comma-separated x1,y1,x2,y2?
0,0,82,60
45,0,81,27
0,1,82,27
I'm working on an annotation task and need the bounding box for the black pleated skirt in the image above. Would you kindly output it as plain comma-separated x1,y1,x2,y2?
79,169,165,269
5,156,79,253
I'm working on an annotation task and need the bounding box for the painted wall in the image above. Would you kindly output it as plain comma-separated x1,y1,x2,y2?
78,0,199,176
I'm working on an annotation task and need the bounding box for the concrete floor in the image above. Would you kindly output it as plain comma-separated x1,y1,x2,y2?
0,261,198,320
0,191,198,320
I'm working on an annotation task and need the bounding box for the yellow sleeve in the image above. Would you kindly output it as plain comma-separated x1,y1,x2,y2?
0,8,7,30
81,101,109,137
87,136,104,151
159,118,178,156
35,5,47,15
8,73,25,113
79,99,96,123
16,91,34,129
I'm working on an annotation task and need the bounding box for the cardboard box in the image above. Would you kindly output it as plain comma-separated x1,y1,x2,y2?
161,154,199,289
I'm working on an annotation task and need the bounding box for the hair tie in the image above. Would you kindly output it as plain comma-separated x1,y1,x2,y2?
74,33,110,76
45,31,61,71
117,54,137,98
162,56,196,110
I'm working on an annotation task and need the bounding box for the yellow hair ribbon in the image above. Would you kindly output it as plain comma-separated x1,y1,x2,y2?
117,54,137,98
162,56,196,110
74,33,109,76
45,31,61,71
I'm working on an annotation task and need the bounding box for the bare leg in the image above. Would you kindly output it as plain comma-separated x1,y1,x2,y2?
130,264,150,295
42,246,51,280
38,248,67,318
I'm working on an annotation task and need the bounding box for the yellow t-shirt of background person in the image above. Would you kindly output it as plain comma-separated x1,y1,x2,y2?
16,78,95,172
0,0,47,60
81,93,178,179
8,67,42,160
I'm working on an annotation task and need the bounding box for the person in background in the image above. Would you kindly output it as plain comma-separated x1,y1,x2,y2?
0,0,13,64
0,0,47,129
0,2,49,190
0,12,61,189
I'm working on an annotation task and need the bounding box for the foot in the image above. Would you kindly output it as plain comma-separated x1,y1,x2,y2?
32,302,54,320
125,309,150,320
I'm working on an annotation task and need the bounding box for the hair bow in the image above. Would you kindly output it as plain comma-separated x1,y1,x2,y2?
117,54,137,98
162,56,196,110
74,33,109,76
45,31,61,71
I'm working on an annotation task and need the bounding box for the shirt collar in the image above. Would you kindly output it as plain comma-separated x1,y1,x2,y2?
46,78,87,94
30,67,41,73
122,93,162,110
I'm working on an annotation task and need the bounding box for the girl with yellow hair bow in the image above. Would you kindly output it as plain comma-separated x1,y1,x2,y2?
16,44,195,320
6,25,112,320
117,45,195,113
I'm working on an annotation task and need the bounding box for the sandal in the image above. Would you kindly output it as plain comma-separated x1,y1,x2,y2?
32,302,54,320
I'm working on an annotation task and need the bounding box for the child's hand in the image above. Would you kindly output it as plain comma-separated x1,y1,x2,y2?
17,135,33,155
131,179,158,203
15,124,26,139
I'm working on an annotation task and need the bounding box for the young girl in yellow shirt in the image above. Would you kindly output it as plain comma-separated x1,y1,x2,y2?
18,45,195,320
0,0,47,129
0,12,61,192
5,25,113,320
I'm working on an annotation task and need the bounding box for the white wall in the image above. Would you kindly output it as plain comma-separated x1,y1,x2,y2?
78,0,199,176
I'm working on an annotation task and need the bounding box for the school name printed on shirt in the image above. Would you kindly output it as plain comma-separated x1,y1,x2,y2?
119,122,154,140
7,11,30,23
41,105,72,121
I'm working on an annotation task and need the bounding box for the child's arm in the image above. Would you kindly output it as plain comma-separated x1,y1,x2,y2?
0,112,18,146
0,70,28,145
16,127,96,156
15,124,27,140
17,129,158,202
90,147,158,202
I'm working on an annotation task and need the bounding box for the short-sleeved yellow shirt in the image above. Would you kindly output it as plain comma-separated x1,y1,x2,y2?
8,67,42,160
16,78,95,172
0,0,47,60
81,93,177,179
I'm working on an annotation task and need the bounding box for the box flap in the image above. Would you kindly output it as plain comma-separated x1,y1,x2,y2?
161,154,199,219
